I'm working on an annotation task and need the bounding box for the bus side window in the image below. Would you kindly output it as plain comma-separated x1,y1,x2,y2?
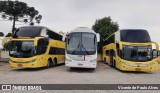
49,47,65,55
109,49,116,57
106,50,109,55
37,38,49,55
113,50,116,57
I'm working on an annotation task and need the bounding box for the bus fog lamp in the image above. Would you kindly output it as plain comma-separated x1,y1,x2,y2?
148,62,154,66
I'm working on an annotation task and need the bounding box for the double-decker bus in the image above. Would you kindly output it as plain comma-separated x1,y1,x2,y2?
65,27,100,69
102,29,159,72
2,26,65,68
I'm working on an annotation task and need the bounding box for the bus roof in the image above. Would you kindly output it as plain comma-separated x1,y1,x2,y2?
19,26,47,29
104,29,151,43
70,27,96,34
120,29,151,42
18,26,62,36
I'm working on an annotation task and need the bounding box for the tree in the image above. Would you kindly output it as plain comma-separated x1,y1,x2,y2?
0,32,4,37
5,32,12,37
92,16,119,53
0,1,42,34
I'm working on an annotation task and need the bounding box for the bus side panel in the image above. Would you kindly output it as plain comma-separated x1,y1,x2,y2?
48,40,65,64
103,43,116,66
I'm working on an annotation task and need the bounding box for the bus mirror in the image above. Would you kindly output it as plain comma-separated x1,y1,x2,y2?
152,49,158,58
96,33,100,42
62,33,66,41
151,41,159,50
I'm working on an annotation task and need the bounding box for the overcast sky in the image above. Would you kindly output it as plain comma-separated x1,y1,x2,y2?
0,0,160,48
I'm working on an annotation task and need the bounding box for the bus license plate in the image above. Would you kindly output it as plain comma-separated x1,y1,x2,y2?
135,68,141,71
78,63,83,66
18,64,23,67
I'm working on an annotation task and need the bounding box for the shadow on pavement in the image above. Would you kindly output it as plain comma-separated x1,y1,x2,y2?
67,67,95,73
100,61,152,74
11,63,65,72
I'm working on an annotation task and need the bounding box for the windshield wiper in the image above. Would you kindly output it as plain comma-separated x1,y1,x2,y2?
72,42,80,54
81,44,89,55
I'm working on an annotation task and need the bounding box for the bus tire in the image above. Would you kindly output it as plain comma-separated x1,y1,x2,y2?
46,59,52,68
113,60,116,68
109,60,113,67
70,67,75,70
90,68,95,70
104,58,106,63
53,58,57,66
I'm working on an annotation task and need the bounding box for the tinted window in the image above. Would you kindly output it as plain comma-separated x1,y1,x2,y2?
106,50,109,55
103,34,115,45
120,29,151,43
37,38,49,55
49,47,65,55
47,30,62,41
14,27,42,38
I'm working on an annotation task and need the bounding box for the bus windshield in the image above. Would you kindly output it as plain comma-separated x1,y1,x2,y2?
67,32,96,55
122,45,152,62
9,41,36,58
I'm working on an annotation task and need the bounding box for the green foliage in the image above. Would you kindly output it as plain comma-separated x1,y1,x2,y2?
0,32,4,37
5,33,12,37
92,16,119,53
0,1,42,33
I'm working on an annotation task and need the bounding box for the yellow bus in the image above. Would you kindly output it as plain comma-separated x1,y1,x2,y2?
2,26,65,68
102,29,159,72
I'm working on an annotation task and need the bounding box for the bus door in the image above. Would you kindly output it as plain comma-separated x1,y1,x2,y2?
109,49,114,66
110,49,116,67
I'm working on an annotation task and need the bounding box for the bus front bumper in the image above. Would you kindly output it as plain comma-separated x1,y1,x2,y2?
65,61,97,68
9,60,40,69
119,62,158,72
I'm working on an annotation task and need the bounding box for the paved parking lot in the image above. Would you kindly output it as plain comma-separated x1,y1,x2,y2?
0,61,160,93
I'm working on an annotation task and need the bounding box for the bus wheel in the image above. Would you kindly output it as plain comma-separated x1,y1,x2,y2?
47,60,52,68
104,58,106,63
109,61,113,67
113,60,116,68
90,68,95,70
53,58,57,67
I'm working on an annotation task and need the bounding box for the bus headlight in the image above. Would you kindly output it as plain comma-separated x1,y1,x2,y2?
121,61,129,66
148,62,154,66
121,61,153,67
121,61,136,66
9,59,36,63
89,59,97,63
65,58,72,62
21,59,36,63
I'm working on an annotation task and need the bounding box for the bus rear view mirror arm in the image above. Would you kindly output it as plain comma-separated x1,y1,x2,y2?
62,33,66,41
151,41,159,50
